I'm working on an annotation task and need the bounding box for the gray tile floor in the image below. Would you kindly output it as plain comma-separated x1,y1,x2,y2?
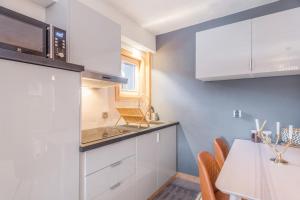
154,178,200,200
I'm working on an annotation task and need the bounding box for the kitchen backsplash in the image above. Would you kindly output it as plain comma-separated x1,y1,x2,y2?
81,86,147,130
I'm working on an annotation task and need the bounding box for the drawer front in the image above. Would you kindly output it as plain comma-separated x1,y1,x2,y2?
94,176,136,200
85,138,136,175
86,156,136,200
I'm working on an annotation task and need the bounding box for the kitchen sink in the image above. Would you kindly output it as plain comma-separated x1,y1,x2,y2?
117,125,148,132
149,121,165,125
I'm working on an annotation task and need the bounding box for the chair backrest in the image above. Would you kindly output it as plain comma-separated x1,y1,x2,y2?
198,151,221,200
214,138,229,168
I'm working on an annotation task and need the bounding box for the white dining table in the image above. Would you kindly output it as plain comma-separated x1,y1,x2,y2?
216,139,300,200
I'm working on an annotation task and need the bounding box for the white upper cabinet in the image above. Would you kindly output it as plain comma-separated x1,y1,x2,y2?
69,1,121,76
46,0,121,76
196,7,300,81
252,7,300,76
196,20,252,81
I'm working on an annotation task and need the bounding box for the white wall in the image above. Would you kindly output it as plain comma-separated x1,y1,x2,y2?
78,0,156,52
0,0,46,21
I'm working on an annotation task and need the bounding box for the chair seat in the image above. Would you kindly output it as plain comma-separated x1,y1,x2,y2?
215,191,229,200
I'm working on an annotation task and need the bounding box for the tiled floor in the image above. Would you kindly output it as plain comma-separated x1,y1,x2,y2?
154,178,201,200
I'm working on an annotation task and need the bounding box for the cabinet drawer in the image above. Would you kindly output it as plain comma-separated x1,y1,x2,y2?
93,175,136,200
86,156,136,200
85,138,136,175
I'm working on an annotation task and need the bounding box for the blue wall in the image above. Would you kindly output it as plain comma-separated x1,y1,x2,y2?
152,0,300,176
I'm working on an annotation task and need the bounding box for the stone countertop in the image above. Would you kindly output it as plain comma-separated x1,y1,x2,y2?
80,121,179,152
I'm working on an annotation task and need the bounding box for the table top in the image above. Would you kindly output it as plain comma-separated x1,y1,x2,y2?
216,139,300,200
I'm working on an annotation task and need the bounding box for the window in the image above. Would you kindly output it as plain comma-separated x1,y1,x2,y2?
116,54,141,98
115,49,151,103
121,59,139,92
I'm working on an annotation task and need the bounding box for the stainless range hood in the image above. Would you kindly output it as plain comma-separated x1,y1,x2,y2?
81,71,127,88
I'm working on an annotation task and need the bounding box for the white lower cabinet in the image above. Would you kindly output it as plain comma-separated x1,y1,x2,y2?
85,156,136,200
97,176,136,200
136,133,158,200
81,138,136,200
157,126,177,188
80,125,177,200
136,126,177,199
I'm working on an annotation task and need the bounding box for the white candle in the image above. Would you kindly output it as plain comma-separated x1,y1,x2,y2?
289,125,293,140
255,119,260,131
276,122,280,136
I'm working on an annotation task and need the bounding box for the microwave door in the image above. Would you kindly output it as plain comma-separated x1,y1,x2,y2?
0,7,48,57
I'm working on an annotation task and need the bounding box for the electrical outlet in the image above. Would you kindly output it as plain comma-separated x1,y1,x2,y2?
233,110,242,118
102,112,108,119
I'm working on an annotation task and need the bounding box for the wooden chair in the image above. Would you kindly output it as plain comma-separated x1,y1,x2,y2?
198,151,229,200
214,138,229,168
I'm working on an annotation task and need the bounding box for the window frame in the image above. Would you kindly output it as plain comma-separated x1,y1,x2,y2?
116,54,142,99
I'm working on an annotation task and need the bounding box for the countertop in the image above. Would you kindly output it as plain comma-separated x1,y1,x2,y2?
80,121,179,152
0,48,84,72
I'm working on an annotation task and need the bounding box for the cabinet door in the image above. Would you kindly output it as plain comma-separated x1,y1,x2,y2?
196,20,252,81
157,126,177,188
136,132,158,200
0,60,80,200
69,1,121,76
252,7,300,76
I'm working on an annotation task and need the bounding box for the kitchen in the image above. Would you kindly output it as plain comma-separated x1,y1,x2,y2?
1,0,300,200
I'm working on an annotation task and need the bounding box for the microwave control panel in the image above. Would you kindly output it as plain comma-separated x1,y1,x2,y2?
51,26,67,62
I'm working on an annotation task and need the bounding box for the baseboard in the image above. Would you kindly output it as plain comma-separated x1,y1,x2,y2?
176,172,199,184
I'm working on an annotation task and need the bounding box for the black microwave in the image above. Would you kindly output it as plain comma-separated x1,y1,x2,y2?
0,6,67,61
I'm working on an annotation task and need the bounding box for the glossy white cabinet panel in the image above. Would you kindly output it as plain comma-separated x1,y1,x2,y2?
252,7,300,76
136,132,158,200
84,138,135,176
81,125,177,200
96,176,136,200
0,60,81,200
157,126,177,188
136,125,177,199
196,20,252,81
69,0,121,76
85,156,136,200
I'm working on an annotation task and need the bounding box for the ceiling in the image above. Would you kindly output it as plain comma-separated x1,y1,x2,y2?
101,0,278,35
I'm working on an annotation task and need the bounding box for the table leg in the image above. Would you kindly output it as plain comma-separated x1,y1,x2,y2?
230,194,242,200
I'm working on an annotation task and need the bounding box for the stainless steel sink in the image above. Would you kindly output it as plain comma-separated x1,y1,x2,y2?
149,121,165,125
117,125,148,132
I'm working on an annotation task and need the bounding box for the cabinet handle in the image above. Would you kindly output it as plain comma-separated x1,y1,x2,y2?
156,132,160,143
110,182,121,190
102,76,112,80
110,160,122,167
250,20,253,72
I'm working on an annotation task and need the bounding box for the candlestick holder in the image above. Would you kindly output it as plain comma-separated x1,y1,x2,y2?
256,120,292,164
